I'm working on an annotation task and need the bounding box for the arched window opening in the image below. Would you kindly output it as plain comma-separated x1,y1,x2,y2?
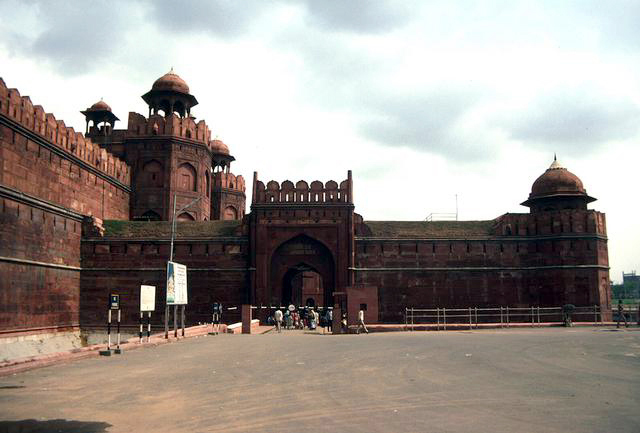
223,206,237,220
177,163,197,191
177,212,195,221
142,160,163,187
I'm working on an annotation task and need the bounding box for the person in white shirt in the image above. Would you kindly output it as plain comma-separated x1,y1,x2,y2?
357,309,368,334
274,309,283,333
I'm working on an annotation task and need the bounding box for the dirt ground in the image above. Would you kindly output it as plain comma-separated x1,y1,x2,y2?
0,327,639,433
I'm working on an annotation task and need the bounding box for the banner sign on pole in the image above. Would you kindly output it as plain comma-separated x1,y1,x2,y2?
166,261,188,305
140,285,156,312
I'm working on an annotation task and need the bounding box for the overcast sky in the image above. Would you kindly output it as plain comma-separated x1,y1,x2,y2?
0,0,638,282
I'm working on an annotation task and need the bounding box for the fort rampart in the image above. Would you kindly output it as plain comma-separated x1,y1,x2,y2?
0,78,130,333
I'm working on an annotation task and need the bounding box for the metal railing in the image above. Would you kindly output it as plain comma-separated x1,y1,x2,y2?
404,305,605,331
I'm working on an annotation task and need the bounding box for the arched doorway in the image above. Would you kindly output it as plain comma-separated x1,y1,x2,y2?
281,266,323,308
270,235,334,308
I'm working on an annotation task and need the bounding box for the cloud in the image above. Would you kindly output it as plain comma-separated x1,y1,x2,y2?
302,0,413,34
0,0,134,75
358,88,493,161
144,0,275,38
500,91,640,154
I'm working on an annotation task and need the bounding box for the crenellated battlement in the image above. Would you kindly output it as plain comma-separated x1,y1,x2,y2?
0,78,130,185
213,172,245,193
252,171,353,205
493,209,607,237
127,111,213,149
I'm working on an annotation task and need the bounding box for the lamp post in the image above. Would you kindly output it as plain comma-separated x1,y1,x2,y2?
165,193,203,339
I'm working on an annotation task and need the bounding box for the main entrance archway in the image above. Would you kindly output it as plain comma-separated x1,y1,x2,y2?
270,235,335,308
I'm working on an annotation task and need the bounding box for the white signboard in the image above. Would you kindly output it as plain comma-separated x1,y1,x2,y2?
166,261,188,305
140,285,156,312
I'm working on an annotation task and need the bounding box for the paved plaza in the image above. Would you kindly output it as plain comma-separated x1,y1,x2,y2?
0,327,639,433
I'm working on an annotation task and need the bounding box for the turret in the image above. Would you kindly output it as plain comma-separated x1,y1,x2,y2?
141,68,198,118
521,156,596,213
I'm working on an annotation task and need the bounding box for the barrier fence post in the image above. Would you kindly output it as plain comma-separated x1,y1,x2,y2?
437,308,440,331
139,311,143,343
594,305,597,324
411,308,414,332
531,306,534,327
506,306,510,328
99,310,112,356
115,309,122,354
404,308,407,331
537,306,540,326
443,307,447,331
469,307,472,330
500,307,503,328
475,307,478,328
147,312,151,342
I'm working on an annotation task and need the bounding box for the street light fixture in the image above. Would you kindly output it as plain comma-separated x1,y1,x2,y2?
165,193,203,339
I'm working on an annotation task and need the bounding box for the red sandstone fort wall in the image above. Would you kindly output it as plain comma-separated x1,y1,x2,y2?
356,210,610,322
80,237,248,328
0,78,130,333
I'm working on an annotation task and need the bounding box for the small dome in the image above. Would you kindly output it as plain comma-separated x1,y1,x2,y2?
89,99,111,112
530,157,586,199
151,68,190,94
211,139,230,155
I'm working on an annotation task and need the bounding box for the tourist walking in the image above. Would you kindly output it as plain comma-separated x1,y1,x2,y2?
357,308,368,334
324,309,332,334
617,300,629,328
274,309,283,333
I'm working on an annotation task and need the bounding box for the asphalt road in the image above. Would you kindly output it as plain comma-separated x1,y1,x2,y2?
0,327,639,433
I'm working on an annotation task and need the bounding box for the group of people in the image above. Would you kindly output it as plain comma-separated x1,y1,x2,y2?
272,306,333,333
271,306,369,334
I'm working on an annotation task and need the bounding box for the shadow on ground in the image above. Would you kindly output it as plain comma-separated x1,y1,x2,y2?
0,419,112,432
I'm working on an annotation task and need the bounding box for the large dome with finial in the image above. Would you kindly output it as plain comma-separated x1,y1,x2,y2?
151,68,190,94
529,156,586,199
521,155,595,210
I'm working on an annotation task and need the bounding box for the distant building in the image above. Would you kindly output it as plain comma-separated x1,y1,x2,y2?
0,70,611,338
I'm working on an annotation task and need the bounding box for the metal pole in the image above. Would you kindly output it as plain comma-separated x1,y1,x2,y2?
500,307,503,328
411,308,414,332
170,193,177,262
139,311,143,343
181,305,185,337
116,309,121,352
443,307,447,331
469,307,472,330
174,304,178,338
147,312,151,342
594,305,597,324
475,307,478,328
165,194,177,339
107,309,112,350
437,308,440,331
537,306,540,326
506,306,510,328
531,306,534,327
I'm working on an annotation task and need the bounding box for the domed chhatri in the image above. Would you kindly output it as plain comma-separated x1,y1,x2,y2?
80,98,119,134
522,155,595,212
89,99,112,112
141,68,198,118
151,67,190,94
211,138,236,173
211,138,230,155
